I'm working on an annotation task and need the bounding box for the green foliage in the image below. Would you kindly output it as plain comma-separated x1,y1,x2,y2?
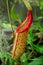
29,56,43,65
0,20,9,53
0,53,17,65
39,1,43,9
11,5,21,23
35,22,43,32
20,53,28,62
34,16,43,21
0,52,43,65
32,44,43,53
27,22,43,53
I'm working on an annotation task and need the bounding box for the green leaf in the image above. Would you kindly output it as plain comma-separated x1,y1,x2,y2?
32,44,43,53
29,56,43,65
34,16,43,21
20,53,28,62
24,61,29,65
0,52,11,59
35,22,43,32
3,23,17,29
6,59,10,65
39,1,43,9
11,5,21,23
0,52,17,65
27,32,35,45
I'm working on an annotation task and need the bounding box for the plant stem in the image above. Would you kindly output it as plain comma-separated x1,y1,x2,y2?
6,0,14,37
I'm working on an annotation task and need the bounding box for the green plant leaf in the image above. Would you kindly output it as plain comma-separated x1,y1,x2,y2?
11,5,21,23
29,56,43,65
34,16,43,21
0,52,17,65
20,53,28,62
39,1,43,9
23,61,29,65
6,59,10,65
27,32,35,45
32,44,43,53
0,52,11,59
35,22,43,32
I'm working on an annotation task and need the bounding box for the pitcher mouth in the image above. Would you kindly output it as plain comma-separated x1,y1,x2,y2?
15,10,33,33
